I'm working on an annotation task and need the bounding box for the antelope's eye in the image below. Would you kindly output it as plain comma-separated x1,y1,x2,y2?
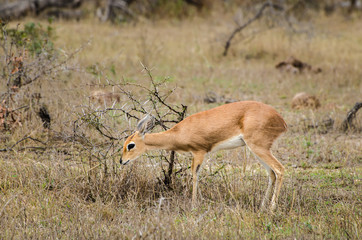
127,143,135,151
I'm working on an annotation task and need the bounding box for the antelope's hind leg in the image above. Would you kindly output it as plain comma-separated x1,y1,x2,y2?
247,144,285,211
261,167,276,210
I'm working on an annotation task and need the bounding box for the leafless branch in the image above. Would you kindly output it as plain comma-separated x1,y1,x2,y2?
21,39,91,87
223,2,284,56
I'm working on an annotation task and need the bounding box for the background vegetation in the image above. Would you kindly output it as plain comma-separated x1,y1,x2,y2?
0,0,361,239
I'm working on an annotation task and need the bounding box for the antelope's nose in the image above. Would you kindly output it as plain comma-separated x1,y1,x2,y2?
120,157,130,165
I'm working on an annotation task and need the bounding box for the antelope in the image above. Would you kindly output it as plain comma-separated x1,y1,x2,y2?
120,101,287,211
90,90,121,105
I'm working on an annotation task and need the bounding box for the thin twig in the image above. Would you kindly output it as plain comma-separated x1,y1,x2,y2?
21,39,91,87
0,135,46,152
141,63,185,116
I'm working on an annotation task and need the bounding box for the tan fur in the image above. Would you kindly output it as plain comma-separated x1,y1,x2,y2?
121,101,287,211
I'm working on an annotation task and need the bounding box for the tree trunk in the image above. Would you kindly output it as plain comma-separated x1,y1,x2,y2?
348,0,357,14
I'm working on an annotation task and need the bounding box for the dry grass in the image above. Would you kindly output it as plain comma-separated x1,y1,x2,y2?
1,11,361,239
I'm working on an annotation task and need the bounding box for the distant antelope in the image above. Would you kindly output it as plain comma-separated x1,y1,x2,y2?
120,101,287,211
90,90,121,105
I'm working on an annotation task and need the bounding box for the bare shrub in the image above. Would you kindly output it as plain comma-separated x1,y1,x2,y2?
74,64,187,188
0,21,85,133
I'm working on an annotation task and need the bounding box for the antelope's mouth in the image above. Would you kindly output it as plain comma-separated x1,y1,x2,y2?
121,160,130,165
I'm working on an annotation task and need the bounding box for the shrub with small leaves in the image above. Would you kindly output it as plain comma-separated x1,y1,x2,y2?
5,20,56,56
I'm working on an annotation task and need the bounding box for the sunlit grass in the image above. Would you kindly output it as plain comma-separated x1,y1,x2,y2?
1,12,361,239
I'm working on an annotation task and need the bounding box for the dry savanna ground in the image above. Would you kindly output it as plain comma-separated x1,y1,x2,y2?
0,11,361,239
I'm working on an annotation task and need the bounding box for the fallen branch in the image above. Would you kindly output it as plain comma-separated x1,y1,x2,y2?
341,102,362,131
223,2,283,56
0,135,46,152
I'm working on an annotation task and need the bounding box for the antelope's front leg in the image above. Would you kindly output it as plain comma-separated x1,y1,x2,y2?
191,151,206,208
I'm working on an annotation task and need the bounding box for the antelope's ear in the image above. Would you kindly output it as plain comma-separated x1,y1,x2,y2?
137,115,155,135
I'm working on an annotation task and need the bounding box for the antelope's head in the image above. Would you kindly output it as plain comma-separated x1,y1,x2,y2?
120,115,155,165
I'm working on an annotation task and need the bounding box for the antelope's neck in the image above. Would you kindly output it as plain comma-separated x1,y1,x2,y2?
144,131,176,151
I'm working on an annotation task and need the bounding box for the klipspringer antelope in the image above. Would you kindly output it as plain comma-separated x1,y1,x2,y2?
120,101,287,211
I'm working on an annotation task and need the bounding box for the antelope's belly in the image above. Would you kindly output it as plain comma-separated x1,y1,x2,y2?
211,134,246,152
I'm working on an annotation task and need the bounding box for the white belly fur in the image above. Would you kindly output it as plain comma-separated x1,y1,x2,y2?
211,134,246,152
